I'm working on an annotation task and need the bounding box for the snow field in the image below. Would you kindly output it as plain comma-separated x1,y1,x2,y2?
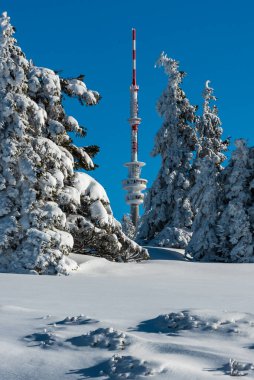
11,308,254,379
1,248,254,379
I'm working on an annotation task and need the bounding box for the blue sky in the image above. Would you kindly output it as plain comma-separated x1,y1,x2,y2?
2,0,254,220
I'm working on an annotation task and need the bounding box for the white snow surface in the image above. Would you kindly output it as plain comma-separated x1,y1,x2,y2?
1,247,254,379
73,172,109,203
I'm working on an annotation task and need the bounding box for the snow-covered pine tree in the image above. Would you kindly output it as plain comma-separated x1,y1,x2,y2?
186,81,228,259
137,53,197,248
0,12,148,274
121,214,136,240
188,139,254,262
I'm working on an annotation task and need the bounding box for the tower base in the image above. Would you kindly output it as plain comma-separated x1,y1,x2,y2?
131,204,139,227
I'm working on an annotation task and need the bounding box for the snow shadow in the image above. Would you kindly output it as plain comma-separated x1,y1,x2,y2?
68,363,106,379
24,332,58,348
68,355,155,379
66,327,128,351
145,246,188,261
52,315,98,326
205,362,231,376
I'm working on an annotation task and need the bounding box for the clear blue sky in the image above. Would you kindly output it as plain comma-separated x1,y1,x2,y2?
2,0,254,220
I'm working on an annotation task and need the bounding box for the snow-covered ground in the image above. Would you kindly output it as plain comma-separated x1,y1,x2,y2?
1,247,254,379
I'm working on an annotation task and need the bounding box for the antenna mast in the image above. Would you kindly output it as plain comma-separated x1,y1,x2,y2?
122,28,147,227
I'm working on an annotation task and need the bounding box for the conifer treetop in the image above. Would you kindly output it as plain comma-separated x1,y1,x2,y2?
155,52,184,81
195,80,228,163
0,12,13,46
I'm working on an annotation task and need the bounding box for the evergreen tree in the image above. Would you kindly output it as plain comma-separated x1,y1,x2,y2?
216,140,254,262
121,214,136,240
137,53,197,248
186,81,228,258
186,159,222,260
196,80,228,163
0,12,148,274
188,139,254,262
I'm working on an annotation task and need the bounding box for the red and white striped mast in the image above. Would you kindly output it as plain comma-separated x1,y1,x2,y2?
122,28,147,227
131,28,139,162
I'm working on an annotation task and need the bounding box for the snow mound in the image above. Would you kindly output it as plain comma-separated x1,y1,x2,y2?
53,314,98,326
66,327,129,350
103,355,157,379
69,355,159,379
213,359,254,377
150,227,192,249
229,358,254,377
136,310,254,336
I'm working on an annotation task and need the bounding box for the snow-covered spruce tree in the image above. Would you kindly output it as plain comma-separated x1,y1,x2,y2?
195,81,228,164
137,53,197,248
190,81,228,213
188,139,254,262
215,140,254,262
186,81,228,259
0,12,148,274
121,214,136,240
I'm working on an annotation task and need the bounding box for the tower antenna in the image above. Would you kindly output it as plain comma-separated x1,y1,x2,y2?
122,28,147,227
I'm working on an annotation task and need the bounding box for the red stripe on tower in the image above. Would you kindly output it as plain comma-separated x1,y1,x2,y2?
132,70,136,86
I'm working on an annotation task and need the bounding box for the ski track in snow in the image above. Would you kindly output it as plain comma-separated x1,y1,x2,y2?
1,247,254,379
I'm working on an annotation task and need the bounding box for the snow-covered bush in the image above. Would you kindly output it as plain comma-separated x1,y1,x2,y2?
0,12,148,274
137,53,197,248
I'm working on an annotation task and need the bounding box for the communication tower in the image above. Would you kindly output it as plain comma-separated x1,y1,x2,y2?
122,28,147,227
